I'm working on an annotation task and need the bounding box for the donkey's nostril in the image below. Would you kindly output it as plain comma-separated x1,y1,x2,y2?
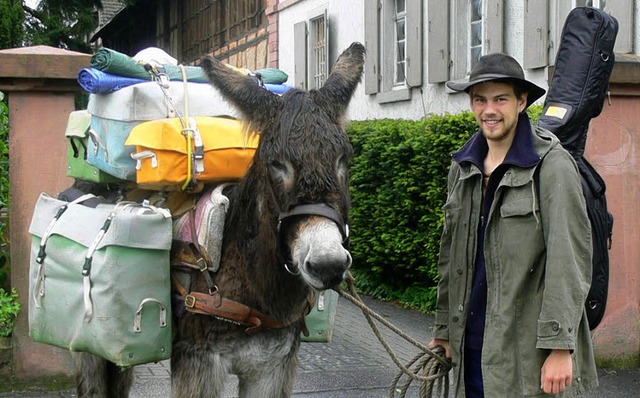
306,256,350,288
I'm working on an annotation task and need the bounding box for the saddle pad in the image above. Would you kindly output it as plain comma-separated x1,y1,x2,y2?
172,184,230,272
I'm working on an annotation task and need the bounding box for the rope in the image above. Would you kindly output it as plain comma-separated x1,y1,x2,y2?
334,273,452,397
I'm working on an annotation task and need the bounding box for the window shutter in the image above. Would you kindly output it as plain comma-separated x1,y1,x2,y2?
323,11,330,85
550,2,574,64
607,0,632,53
364,0,379,94
485,0,504,54
451,0,468,79
427,0,449,83
523,0,549,69
405,0,423,87
294,21,307,90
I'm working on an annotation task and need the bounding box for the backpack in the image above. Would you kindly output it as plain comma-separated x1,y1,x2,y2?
537,6,617,330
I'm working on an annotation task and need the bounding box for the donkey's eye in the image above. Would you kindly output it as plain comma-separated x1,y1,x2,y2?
270,160,288,174
270,159,295,191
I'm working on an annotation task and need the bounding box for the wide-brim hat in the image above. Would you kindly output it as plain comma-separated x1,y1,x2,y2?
446,53,546,109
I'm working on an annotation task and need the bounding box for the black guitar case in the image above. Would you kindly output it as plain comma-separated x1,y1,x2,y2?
538,7,618,330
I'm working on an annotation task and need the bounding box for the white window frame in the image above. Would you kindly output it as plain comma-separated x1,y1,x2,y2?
446,0,502,85
293,7,329,90
552,0,631,61
364,0,423,104
393,0,408,86
309,12,328,89
468,0,484,72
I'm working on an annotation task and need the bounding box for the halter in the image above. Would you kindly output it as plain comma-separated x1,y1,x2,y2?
278,203,350,245
277,203,350,275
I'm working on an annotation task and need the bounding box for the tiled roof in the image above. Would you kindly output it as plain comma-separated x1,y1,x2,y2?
98,0,126,27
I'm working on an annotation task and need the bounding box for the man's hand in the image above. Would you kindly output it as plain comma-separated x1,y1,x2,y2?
427,338,452,359
541,349,573,394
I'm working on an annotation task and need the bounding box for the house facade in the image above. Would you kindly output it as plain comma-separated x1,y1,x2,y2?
276,0,637,120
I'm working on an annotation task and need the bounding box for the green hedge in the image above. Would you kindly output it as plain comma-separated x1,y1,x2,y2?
346,106,542,312
346,114,476,311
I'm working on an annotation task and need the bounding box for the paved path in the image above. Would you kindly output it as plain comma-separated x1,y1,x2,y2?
127,295,434,397
2,295,640,397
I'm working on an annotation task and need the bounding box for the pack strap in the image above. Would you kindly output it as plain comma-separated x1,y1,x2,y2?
171,275,311,335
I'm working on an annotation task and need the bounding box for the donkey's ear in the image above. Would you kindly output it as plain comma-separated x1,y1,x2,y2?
200,55,281,128
316,42,365,121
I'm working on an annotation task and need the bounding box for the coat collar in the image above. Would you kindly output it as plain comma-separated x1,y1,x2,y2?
453,113,542,172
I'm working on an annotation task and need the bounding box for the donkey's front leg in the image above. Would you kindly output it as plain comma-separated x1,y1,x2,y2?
236,332,301,398
237,357,299,398
171,341,231,398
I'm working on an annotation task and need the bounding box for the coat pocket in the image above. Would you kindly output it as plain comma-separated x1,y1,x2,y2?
499,194,538,218
497,192,542,241
442,200,463,235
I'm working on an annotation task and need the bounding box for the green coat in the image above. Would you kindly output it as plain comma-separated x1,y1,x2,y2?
434,125,598,397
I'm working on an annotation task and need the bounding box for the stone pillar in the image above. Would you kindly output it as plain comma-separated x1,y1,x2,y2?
586,54,640,367
0,46,90,380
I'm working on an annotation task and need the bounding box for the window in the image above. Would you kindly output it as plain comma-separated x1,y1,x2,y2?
469,0,483,70
577,0,607,9
553,0,631,58
294,8,329,90
394,0,407,86
310,13,328,88
427,0,502,84
364,0,423,103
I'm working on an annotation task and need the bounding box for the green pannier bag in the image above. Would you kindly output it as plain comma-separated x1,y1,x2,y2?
65,110,122,183
28,192,173,367
301,289,339,343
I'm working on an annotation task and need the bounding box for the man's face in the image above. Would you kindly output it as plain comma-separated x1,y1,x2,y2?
469,81,527,144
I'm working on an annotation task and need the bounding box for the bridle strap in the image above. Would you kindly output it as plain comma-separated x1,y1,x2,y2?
171,275,312,335
278,203,349,243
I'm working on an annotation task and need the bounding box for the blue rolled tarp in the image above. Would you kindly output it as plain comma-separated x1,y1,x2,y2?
264,83,294,95
77,68,147,94
79,67,295,96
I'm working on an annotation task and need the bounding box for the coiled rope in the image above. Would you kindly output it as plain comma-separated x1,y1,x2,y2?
334,273,452,397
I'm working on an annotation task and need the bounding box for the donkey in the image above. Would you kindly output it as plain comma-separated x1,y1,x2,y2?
169,41,364,398
73,42,365,398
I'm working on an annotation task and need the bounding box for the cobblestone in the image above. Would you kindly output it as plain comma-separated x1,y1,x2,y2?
2,295,639,397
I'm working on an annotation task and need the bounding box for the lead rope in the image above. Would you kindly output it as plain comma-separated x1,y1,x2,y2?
334,272,451,398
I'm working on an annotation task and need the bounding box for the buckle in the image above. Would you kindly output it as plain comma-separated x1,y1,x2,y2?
154,73,170,88
196,257,208,272
185,295,196,308
182,127,196,137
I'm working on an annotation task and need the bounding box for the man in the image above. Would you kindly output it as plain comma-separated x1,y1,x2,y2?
427,53,598,397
